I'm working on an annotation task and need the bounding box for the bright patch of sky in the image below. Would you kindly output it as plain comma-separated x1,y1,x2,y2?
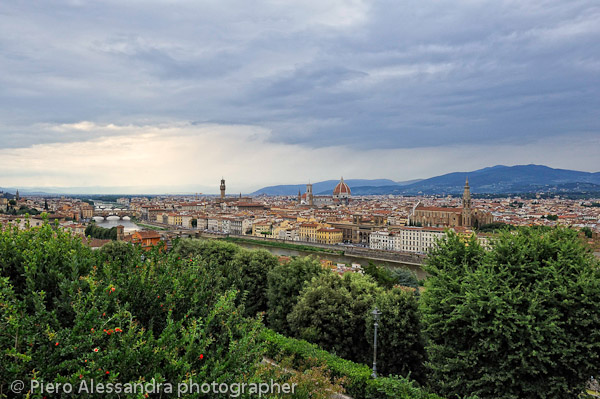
1,0,598,192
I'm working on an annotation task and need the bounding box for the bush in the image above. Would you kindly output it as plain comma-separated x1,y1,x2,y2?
231,249,279,317
366,287,427,383
172,239,280,318
266,257,326,335
421,227,600,399
0,221,266,398
97,240,138,266
261,329,445,399
85,223,117,240
288,272,380,364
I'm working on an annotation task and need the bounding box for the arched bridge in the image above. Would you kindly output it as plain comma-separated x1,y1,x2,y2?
93,209,138,220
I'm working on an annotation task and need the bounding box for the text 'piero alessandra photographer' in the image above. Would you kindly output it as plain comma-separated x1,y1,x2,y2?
11,379,297,398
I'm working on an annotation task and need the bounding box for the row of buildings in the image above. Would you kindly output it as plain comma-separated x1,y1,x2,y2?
369,227,447,253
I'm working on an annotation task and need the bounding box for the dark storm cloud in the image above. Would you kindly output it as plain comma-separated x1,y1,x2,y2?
0,0,598,151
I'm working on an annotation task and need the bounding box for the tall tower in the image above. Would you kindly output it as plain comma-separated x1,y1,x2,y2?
462,177,472,227
16,189,20,201
297,189,302,205
220,178,226,200
116,225,125,241
306,183,313,207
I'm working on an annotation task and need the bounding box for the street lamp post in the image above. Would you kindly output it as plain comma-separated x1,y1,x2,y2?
371,306,382,378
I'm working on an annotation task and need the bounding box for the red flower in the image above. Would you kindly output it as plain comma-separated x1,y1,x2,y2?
93,348,99,352
199,354,204,360
106,371,110,375
111,287,115,292
115,328,122,333
102,312,106,317
55,342,59,346
79,374,83,379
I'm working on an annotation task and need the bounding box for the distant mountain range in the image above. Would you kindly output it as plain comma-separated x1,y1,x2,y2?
3,165,600,197
251,179,422,196
252,165,600,196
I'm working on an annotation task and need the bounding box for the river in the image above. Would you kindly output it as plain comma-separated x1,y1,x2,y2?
232,241,427,280
92,216,140,233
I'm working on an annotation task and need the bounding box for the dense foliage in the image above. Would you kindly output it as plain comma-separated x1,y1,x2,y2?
171,238,278,317
363,262,419,289
0,222,265,398
261,329,445,399
288,272,381,364
477,221,515,232
6,217,597,399
421,228,600,399
366,287,427,383
85,223,117,240
266,257,326,335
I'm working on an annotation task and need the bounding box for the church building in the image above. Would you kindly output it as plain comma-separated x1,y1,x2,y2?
299,177,352,207
409,178,493,228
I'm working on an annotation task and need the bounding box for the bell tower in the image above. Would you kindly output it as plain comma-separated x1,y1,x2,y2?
462,177,472,227
220,178,226,200
306,183,313,207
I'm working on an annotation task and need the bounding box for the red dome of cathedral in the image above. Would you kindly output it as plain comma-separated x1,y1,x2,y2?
333,177,351,196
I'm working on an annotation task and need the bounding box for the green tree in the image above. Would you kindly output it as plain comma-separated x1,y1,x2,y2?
421,228,600,399
97,240,137,266
267,257,326,335
0,220,265,397
231,249,279,317
477,221,515,232
288,272,381,364
366,287,427,383
363,262,419,289
85,224,117,240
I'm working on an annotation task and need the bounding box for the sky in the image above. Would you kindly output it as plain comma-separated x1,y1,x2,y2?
1,0,599,194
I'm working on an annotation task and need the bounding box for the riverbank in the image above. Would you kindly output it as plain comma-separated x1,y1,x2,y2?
223,236,344,255
132,221,168,231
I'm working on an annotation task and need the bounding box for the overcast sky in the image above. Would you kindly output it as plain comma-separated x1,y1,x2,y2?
1,0,599,193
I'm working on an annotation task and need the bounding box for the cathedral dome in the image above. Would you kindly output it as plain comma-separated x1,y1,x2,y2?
333,177,351,196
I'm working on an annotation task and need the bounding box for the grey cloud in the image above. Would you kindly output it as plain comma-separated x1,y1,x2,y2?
0,0,598,156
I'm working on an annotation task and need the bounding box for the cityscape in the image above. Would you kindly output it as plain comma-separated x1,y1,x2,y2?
2,1,600,398
1,173,599,271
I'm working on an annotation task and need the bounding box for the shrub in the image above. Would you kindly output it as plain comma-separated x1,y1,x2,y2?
266,256,326,335
366,287,427,383
421,227,600,399
260,329,445,399
288,272,380,364
231,249,279,317
0,221,266,398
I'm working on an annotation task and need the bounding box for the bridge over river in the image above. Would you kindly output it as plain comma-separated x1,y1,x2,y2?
93,209,138,220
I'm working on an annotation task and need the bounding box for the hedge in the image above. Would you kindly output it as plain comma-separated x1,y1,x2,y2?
260,328,448,399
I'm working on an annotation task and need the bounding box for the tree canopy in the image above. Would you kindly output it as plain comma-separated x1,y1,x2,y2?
421,227,600,399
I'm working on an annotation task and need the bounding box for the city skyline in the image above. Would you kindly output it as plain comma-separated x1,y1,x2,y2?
1,1,599,191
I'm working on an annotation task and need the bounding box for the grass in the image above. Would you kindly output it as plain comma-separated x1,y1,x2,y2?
134,222,168,231
223,236,344,255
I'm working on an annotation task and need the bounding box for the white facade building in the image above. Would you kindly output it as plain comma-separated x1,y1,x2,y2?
369,227,447,253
